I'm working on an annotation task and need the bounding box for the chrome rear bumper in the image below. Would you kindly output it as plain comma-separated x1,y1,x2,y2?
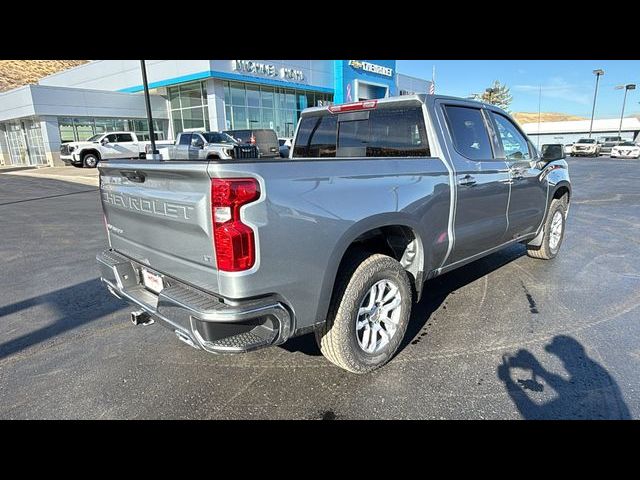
96,249,292,353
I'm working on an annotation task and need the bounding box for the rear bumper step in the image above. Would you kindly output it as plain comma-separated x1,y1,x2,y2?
96,249,292,353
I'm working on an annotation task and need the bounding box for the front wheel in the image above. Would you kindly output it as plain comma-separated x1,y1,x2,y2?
527,199,567,260
83,153,99,168
315,253,412,374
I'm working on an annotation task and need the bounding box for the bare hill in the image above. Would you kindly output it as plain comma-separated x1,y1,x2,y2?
0,60,88,93
513,112,586,125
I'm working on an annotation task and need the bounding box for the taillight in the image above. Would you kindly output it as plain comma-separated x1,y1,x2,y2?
211,178,260,272
328,100,377,113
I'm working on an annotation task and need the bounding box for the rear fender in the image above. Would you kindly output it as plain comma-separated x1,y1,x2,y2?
314,214,426,326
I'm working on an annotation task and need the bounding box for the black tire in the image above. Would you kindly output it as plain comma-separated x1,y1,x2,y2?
315,252,413,374
527,198,567,260
83,153,99,168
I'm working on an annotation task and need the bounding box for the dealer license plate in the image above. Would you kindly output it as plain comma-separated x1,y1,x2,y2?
141,268,164,293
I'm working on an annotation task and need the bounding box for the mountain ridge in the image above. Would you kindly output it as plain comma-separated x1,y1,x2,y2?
512,112,586,125
0,60,89,93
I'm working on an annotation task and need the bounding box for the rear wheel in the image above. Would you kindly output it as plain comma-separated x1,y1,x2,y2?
315,253,412,374
527,198,567,260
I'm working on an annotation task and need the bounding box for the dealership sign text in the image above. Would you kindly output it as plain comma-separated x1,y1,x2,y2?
233,61,305,82
348,60,393,77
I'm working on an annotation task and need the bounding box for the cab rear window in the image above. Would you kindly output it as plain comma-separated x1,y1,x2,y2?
293,106,429,158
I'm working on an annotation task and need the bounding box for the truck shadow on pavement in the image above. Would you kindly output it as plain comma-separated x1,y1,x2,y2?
0,278,127,361
497,336,631,419
400,242,527,351
284,243,528,357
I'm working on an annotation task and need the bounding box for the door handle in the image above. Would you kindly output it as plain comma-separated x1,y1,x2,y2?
458,174,477,186
120,170,146,183
510,168,526,180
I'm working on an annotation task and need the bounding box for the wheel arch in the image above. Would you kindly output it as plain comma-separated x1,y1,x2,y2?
551,181,571,205
529,179,571,247
81,149,101,160
314,215,426,329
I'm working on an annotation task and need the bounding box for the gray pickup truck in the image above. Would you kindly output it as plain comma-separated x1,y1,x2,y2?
154,131,259,160
96,94,571,373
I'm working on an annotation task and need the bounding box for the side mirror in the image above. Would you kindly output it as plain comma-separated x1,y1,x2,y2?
540,144,565,164
101,138,109,145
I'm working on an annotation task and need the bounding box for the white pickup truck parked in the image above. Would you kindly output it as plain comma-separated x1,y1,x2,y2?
60,131,149,168
61,130,259,167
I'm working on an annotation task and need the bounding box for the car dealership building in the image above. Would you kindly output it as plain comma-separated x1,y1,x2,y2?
0,60,432,167
522,117,640,147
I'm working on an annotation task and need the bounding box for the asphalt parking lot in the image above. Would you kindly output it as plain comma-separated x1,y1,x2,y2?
1,157,639,419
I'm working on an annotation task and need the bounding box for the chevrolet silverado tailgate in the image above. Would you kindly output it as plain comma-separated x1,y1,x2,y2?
98,160,219,292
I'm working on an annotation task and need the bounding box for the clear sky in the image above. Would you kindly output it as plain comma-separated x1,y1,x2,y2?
397,60,640,118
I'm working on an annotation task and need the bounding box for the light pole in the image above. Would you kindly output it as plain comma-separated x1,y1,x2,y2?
615,83,636,138
588,69,604,138
140,60,159,159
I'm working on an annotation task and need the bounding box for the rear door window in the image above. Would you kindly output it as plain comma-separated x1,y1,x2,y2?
116,133,133,142
178,133,191,146
443,105,494,161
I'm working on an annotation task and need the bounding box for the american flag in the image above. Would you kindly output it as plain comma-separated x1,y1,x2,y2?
428,65,436,94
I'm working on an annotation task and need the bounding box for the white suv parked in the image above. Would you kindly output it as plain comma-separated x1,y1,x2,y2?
570,138,600,157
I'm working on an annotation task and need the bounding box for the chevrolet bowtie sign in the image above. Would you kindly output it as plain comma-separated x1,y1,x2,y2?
232,61,305,82
348,60,393,77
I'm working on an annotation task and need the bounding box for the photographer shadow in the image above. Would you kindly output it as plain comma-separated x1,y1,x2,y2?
498,335,631,419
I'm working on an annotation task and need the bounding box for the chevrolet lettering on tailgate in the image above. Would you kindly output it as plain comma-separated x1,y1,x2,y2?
101,190,195,220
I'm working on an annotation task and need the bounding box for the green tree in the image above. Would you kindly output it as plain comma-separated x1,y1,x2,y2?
471,80,513,112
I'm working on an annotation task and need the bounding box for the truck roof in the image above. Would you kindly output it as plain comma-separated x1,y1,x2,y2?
103,131,134,135
178,131,226,135
301,94,492,116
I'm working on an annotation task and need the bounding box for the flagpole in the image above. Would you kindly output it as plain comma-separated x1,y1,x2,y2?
432,65,436,93
429,65,436,95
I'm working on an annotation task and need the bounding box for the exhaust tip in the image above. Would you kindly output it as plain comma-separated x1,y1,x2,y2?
131,310,154,326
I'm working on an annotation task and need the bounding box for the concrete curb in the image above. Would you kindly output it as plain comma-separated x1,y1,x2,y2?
2,170,99,187
0,166,38,173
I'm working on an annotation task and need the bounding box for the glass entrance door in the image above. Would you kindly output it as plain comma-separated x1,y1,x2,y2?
5,123,29,166
24,120,47,165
